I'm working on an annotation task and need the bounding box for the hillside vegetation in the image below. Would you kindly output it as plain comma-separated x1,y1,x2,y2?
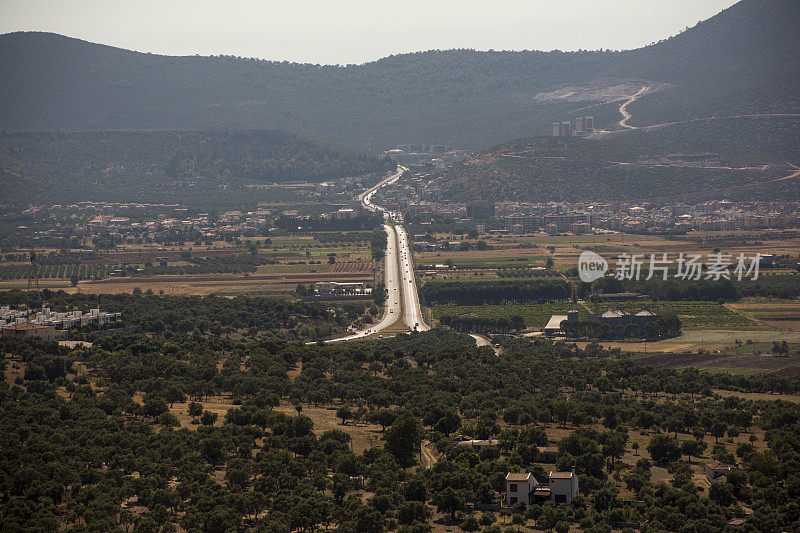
0,130,395,207
432,135,796,203
0,0,798,148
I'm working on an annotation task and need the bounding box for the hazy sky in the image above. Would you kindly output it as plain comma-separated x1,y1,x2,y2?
1,0,740,65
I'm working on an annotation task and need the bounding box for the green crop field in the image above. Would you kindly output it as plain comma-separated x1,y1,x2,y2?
590,301,763,330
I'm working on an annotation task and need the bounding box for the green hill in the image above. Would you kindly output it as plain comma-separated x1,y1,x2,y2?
431,129,800,204
0,130,395,207
1,0,798,149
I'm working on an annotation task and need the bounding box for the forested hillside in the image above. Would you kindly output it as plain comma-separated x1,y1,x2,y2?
0,130,395,207
0,0,798,149
431,135,797,203
619,116,800,162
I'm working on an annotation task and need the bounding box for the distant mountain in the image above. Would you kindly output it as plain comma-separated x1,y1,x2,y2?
0,130,395,207
1,0,798,149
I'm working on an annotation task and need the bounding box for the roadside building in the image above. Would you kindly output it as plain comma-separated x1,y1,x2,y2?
544,314,568,336
543,213,592,233
598,309,631,327
544,310,579,336
314,281,370,296
595,309,658,327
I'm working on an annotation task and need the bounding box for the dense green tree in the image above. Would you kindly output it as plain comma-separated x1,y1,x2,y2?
647,435,681,465
385,414,423,467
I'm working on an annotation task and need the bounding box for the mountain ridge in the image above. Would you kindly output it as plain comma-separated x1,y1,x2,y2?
0,0,798,149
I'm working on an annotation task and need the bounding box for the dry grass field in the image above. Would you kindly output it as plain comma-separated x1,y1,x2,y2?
165,397,386,454
727,299,800,331
0,267,375,296
575,328,800,356
634,351,800,373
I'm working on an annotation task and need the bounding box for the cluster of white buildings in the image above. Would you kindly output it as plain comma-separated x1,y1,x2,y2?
1,306,121,330
313,282,372,296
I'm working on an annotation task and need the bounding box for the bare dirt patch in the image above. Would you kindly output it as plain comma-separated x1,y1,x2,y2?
634,351,800,372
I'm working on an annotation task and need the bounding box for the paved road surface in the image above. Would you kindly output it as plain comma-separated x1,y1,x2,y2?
396,224,429,332
322,165,429,341
469,334,501,355
323,223,401,342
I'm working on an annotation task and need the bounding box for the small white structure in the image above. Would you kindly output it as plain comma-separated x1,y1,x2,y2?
549,469,579,505
544,315,568,336
456,438,498,451
505,472,536,506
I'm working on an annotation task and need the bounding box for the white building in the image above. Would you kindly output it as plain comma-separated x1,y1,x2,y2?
456,438,498,452
505,472,537,506
0,306,121,330
549,469,579,505
504,469,580,507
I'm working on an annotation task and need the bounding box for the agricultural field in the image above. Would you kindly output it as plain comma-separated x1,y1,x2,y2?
634,350,800,374
590,301,763,330
0,263,116,281
0,231,377,295
431,297,767,332
414,229,800,275
575,328,800,356
727,298,800,331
